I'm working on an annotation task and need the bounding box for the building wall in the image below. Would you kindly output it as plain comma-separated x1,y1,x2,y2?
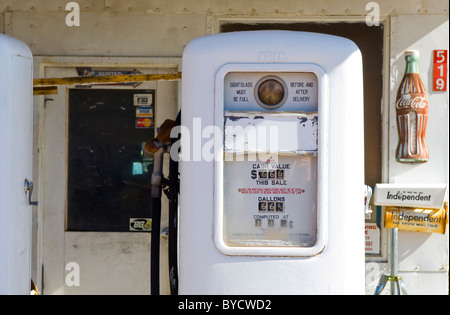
1,0,448,294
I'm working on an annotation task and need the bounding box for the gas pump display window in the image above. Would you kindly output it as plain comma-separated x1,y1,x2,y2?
216,67,324,254
223,155,318,247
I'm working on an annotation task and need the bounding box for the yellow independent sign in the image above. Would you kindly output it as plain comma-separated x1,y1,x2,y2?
385,202,448,234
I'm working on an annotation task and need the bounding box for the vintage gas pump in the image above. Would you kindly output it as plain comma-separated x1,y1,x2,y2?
0,34,34,295
178,31,365,294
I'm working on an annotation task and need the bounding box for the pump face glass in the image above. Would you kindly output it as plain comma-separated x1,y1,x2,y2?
221,71,319,249
223,155,318,248
255,76,287,109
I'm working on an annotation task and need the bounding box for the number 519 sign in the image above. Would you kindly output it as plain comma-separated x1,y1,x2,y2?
433,50,448,91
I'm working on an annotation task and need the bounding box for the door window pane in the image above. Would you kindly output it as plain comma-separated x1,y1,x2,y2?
67,89,155,232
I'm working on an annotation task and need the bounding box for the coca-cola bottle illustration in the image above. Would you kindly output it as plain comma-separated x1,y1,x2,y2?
395,50,429,163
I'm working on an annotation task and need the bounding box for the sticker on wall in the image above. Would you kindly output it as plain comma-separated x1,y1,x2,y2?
130,218,152,231
136,117,153,129
365,223,380,255
433,50,448,91
75,68,142,88
136,106,153,117
134,94,153,106
384,203,448,234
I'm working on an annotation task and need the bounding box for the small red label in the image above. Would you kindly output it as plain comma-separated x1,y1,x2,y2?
433,50,447,91
136,118,152,129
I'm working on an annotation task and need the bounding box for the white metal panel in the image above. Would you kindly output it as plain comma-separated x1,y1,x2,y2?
389,15,449,185
389,15,449,286
0,34,33,295
179,31,365,294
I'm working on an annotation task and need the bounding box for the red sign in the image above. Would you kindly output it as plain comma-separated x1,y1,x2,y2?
433,50,447,91
136,118,152,129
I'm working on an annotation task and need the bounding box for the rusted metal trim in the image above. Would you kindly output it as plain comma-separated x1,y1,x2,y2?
33,86,58,95
33,72,182,95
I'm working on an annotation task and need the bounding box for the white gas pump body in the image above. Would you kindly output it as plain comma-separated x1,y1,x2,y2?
179,31,365,294
0,34,33,295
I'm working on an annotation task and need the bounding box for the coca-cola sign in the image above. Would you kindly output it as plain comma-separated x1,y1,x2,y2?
395,50,429,163
396,95,427,109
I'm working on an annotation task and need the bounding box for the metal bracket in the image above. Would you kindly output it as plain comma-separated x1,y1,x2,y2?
161,227,169,240
374,227,408,295
374,274,408,295
364,185,373,216
24,179,38,206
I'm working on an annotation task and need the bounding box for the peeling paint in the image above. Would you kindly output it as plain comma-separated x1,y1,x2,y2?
224,112,318,154
226,115,247,122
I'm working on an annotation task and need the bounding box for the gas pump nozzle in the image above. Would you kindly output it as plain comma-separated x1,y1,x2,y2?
151,141,169,198
146,119,176,295
145,119,176,198
150,143,165,295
